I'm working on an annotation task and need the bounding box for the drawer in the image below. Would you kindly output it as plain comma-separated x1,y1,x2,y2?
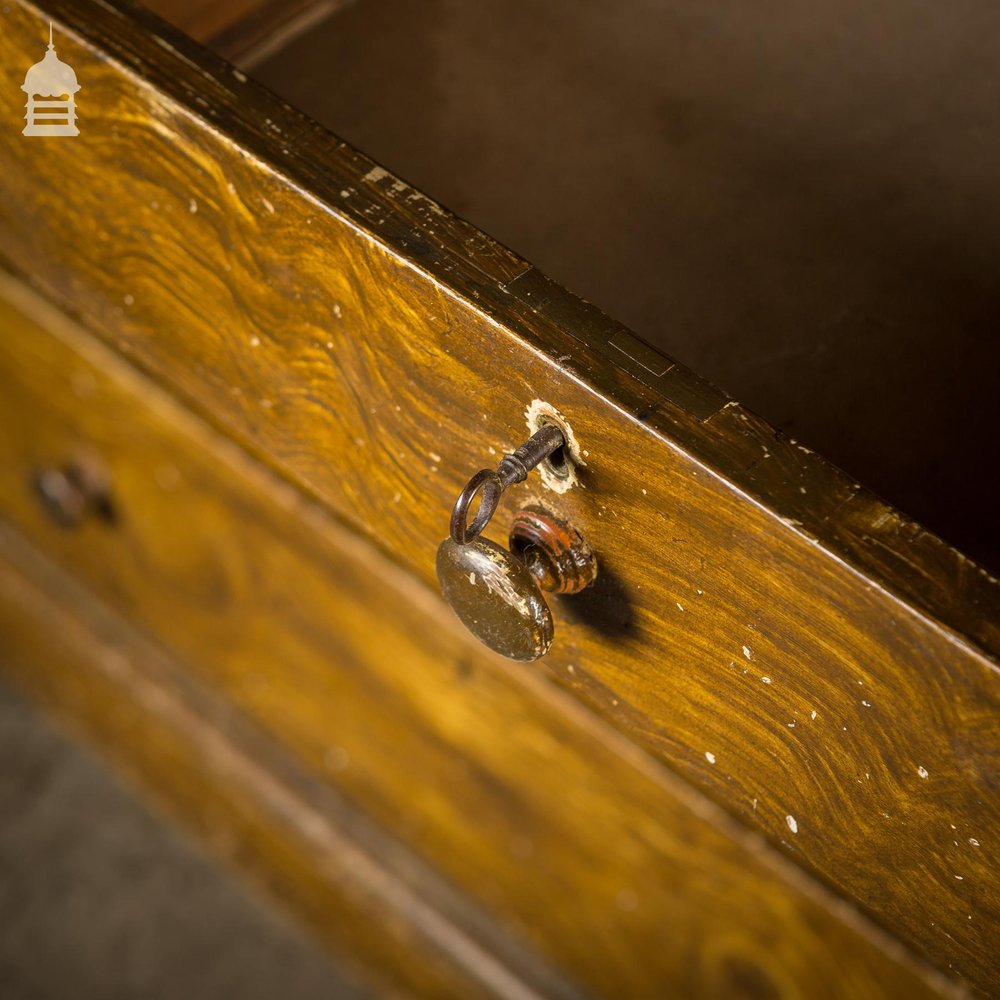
0,278,948,997
1,0,998,994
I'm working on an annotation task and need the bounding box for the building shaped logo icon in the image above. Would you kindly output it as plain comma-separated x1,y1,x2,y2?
22,23,80,137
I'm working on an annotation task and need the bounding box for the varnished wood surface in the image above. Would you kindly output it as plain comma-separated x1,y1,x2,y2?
0,1,997,990
250,0,1000,573
140,0,261,43
0,278,954,998
0,537,554,1000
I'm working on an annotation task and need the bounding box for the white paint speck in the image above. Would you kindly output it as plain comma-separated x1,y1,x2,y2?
761,676,772,685
705,752,716,765
955,875,964,880
786,815,798,834
468,572,476,585
810,710,817,720
917,766,929,779
261,197,275,214
233,69,247,83
188,198,198,213
429,452,442,463
862,700,872,707
969,838,980,847
676,602,685,612
742,645,753,660
249,335,261,347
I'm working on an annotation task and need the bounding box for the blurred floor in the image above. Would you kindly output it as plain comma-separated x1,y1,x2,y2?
0,675,369,1000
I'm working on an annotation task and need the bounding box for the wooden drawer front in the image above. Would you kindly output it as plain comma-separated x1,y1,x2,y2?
0,1,996,987
0,280,949,997
0,534,530,1000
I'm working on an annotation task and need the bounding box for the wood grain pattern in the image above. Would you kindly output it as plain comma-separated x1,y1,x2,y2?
0,0,997,990
0,276,954,999
0,533,557,1000
248,0,1000,574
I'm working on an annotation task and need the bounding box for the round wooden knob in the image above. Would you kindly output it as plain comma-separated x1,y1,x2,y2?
509,506,597,594
436,536,554,661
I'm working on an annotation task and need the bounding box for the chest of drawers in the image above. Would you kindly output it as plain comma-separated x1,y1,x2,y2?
0,1,996,995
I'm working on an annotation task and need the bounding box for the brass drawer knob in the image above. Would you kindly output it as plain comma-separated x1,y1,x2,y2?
437,430,596,661
32,455,116,528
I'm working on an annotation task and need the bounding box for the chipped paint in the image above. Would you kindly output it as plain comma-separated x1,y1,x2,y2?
525,399,584,493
